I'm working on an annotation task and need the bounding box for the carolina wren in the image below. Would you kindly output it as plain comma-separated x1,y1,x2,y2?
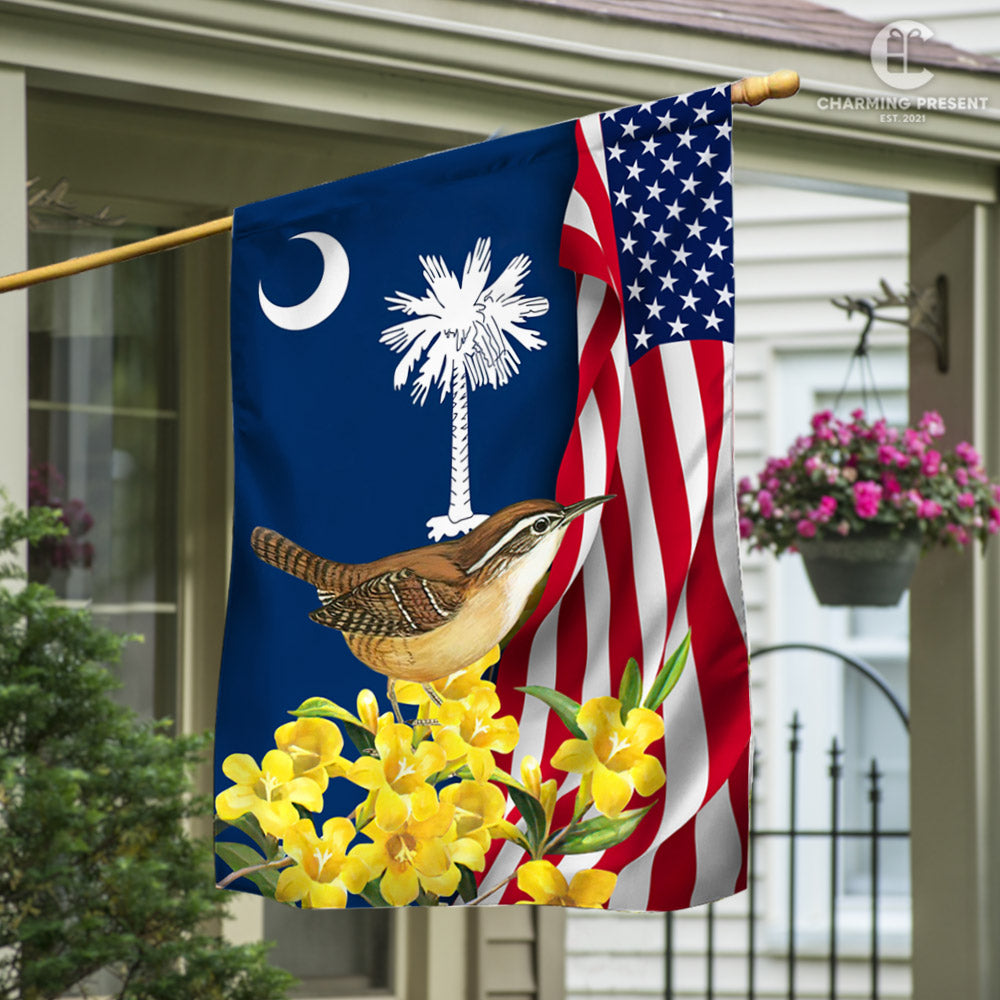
250,495,613,719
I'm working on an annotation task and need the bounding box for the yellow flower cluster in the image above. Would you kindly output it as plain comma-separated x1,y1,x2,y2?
216,637,684,910
215,646,522,907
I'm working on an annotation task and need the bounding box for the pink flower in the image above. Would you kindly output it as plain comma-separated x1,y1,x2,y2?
903,428,927,456
882,473,902,498
917,499,943,519
738,476,753,496
804,456,824,475
919,411,946,437
956,441,981,466
850,408,866,422
757,490,774,518
853,480,883,519
817,495,838,520
739,516,754,539
796,519,817,538
956,467,970,487
877,445,907,468
836,520,851,536
810,410,834,432
921,450,942,477
958,492,976,510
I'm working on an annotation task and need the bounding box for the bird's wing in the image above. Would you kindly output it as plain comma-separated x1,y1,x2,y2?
309,568,463,637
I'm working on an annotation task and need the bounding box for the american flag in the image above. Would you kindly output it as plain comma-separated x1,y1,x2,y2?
489,83,751,910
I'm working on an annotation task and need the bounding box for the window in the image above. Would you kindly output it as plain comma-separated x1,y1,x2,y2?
28,226,179,721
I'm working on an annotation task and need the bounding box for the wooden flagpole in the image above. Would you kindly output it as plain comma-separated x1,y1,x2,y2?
0,70,798,295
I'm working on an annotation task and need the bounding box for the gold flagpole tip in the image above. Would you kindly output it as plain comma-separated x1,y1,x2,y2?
731,70,800,107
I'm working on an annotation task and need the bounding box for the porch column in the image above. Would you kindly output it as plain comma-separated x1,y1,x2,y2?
0,68,27,515
908,194,1000,1000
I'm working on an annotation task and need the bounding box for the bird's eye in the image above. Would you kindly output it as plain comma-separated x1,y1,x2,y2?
532,517,550,534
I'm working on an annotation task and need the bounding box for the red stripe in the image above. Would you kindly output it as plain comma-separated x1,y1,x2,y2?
648,813,700,909
631,350,691,637
728,744,751,894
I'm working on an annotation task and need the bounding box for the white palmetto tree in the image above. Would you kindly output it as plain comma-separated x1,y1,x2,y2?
381,237,550,540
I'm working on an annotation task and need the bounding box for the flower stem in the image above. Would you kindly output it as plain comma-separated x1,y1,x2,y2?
468,873,518,906
216,855,293,890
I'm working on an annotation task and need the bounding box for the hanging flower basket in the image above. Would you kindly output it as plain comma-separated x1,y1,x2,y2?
796,529,921,607
737,409,1000,608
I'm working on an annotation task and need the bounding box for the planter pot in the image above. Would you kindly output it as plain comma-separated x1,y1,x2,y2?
797,531,922,607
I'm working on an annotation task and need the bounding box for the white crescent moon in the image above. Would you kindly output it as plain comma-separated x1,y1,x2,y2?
258,232,350,331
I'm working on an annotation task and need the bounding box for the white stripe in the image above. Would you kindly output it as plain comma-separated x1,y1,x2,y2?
713,343,748,642
578,112,611,193
690,777,743,906
564,188,602,248
575,274,605,362
579,525,611,708
619,370,670,688
661,343,709,579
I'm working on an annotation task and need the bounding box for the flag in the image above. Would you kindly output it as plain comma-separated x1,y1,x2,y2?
215,82,749,911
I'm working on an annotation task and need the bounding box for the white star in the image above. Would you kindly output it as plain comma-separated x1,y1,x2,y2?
614,188,631,206
626,278,644,301
637,251,656,272
634,325,653,349
694,103,711,123
671,244,691,266
651,225,669,246
713,83,728,95
674,92,691,106
646,298,665,319
677,130,695,148
632,205,650,227
657,108,676,130
724,215,733,231
716,121,733,139
704,310,723,332
645,179,665,201
638,102,655,114
716,285,734,306
718,165,732,185
701,192,722,213
659,271,678,292
607,143,626,162
665,199,683,220
681,290,700,311
626,161,644,181
697,147,718,166
680,174,700,194
686,219,706,240
621,233,638,254
641,136,659,156
707,237,726,259
621,118,640,138
693,263,713,284
660,153,680,174
668,316,688,338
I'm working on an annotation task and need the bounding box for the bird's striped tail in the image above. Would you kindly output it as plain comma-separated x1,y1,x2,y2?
250,526,345,591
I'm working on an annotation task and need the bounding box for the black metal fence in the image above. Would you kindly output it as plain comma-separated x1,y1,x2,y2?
663,644,911,1000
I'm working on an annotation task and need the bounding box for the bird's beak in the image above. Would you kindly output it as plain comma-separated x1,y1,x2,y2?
562,494,616,523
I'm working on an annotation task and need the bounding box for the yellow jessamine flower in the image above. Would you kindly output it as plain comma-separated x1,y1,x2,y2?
516,859,616,908
433,686,519,782
551,696,665,819
439,780,507,852
275,817,369,908
273,717,351,790
347,721,446,832
350,799,485,907
215,749,324,838
396,646,501,716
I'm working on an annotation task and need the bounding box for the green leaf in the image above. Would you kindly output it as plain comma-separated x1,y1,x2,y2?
456,864,479,903
643,632,690,712
516,685,585,740
549,806,651,855
339,719,376,755
360,877,391,907
618,657,642,722
290,696,356,724
507,784,549,857
214,841,281,898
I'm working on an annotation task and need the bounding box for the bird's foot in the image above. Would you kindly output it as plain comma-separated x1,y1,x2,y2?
425,513,488,541
412,718,440,727
422,682,444,707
